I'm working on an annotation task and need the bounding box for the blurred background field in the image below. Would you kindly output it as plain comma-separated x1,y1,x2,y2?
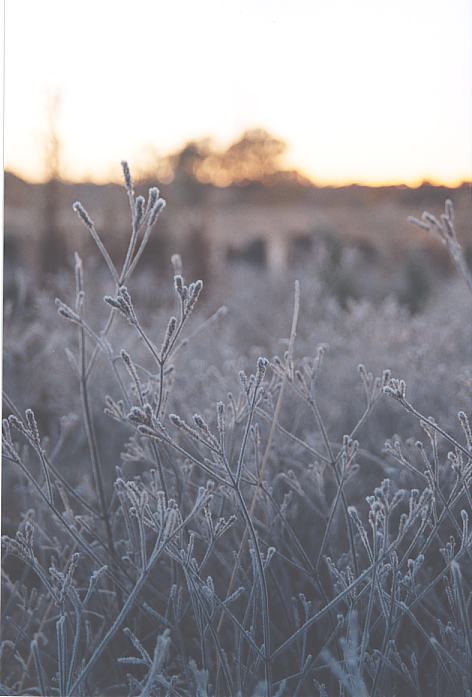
4,128,471,304
4,0,471,313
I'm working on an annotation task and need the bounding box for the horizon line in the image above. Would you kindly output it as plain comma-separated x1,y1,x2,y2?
5,167,472,191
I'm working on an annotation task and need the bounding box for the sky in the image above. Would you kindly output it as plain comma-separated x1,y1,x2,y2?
4,0,472,185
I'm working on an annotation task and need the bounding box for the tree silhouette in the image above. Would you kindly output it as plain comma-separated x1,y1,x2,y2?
145,130,289,190
217,128,287,184
40,93,67,276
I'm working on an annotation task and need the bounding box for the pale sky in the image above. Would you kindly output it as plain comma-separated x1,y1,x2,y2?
4,0,472,185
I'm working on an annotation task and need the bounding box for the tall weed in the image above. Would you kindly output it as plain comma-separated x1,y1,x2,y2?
2,165,471,696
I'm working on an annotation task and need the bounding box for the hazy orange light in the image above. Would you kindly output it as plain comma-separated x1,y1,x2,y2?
4,0,471,186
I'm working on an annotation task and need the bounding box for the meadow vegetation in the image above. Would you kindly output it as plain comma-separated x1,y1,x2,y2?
1,163,471,696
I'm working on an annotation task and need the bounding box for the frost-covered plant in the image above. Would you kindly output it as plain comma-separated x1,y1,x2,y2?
2,164,471,697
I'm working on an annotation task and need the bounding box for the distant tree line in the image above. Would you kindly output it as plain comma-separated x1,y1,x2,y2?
144,128,312,191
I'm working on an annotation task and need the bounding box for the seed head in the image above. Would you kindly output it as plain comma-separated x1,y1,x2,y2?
161,316,177,358
169,414,184,428
134,196,145,229
55,298,81,324
147,187,160,212
72,202,94,230
121,161,134,195
148,198,166,227
256,357,269,386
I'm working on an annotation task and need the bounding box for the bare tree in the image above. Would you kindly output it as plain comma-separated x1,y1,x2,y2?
40,92,67,276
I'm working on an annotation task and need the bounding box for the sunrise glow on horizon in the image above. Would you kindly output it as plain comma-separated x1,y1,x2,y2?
4,0,472,186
